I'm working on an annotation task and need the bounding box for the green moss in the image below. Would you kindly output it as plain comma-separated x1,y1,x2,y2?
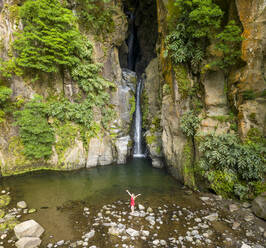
146,135,156,145
0,195,11,207
141,89,149,129
174,65,191,99
0,209,4,218
242,90,256,100
182,141,196,189
166,0,180,31
0,223,7,232
129,94,135,122
250,181,266,197
246,128,265,145
53,121,79,164
249,113,256,123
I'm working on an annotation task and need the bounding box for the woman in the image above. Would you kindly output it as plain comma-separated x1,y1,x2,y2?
126,189,141,213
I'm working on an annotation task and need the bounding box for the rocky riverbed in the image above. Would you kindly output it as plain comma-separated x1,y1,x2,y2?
0,188,265,248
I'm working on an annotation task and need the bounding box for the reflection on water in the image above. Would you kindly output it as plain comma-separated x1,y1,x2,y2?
0,159,183,241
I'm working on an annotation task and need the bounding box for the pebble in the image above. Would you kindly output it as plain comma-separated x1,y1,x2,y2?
241,243,251,248
244,214,254,222
232,222,240,230
57,240,64,246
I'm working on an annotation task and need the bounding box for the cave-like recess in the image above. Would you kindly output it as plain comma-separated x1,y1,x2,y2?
119,0,158,74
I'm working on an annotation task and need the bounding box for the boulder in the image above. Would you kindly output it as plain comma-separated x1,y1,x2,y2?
252,192,266,220
14,220,44,239
15,237,41,248
115,136,131,164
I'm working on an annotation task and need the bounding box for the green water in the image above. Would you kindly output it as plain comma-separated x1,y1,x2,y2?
0,159,186,242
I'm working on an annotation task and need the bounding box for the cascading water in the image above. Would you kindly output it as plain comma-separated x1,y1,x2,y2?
133,78,144,157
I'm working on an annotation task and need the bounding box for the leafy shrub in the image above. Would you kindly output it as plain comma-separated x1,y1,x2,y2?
199,133,266,198
206,169,237,198
13,0,81,73
14,95,55,159
0,86,12,105
165,0,223,66
76,0,114,36
165,1,242,71
214,21,243,69
180,111,200,137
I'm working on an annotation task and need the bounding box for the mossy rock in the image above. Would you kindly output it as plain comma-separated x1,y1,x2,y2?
0,209,5,218
0,194,11,207
0,223,7,232
7,219,20,230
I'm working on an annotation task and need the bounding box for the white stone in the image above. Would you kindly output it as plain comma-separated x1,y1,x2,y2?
14,220,44,239
141,230,149,237
204,213,218,222
126,228,139,237
84,230,95,239
17,201,27,209
15,237,41,248
152,239,159,245
241,243,251,248
138,204,145,211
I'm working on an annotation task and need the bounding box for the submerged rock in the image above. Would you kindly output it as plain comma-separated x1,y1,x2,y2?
15,237,41,248
14,220,44,239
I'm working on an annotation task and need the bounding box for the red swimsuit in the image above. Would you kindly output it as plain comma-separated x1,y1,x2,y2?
130,196,135,207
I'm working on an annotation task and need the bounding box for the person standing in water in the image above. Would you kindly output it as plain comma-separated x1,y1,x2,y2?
126,190,141,213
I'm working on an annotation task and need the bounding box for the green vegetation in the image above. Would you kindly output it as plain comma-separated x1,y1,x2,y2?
0,86,12,105
0,86,13,123
213,20,243,69
180,111,200,137
198,133,266,199
14,95,55,160
13,0,81,74
165,0,223,66
165,0,242,70
76,0,115,36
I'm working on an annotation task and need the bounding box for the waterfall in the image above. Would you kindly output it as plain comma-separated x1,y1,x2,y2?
133,78,144,157
126,11,144,157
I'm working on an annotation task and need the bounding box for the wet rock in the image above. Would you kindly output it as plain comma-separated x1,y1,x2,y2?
244,214,254,222
242,202,251,208
252,192,266,220
141,230,149,236
57,240,64,246
85,230,95,239
204,213,218,222
17,201,27,209
15,237,41,248
14,220,45,239
229,204,239,212
152,239,159,245
138,204,145,211
28,209,36,214
0,210,4,218
108,227,121,236
232,222,240,230
185,190,193,195
241,243,251,248
147,207,153,213
126,228,139,237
